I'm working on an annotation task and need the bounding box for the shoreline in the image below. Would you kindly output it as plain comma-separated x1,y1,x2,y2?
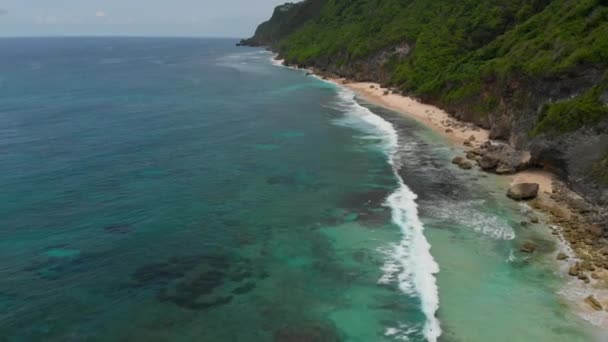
328,77,608,331
336,79,556,194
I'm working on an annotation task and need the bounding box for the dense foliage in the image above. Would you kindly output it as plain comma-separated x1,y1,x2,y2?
532,85,608,135
240,0,326,46
246,0,608,136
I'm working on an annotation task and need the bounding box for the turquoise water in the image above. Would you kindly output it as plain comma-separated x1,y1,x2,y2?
0,38,595,341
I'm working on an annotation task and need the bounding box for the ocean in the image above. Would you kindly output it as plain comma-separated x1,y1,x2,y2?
0,38,595,341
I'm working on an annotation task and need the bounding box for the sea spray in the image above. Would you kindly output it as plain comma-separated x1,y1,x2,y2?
332,88,442,341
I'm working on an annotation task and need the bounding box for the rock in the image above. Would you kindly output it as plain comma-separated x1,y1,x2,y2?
452,156,473,170
370,85,375,89
478,154,500,170
557,252,568,260
452,156,466,165
463,140,472,147
530,216,540,224
569,265,580,277
383,90,389,95
466,151,477,160
495,163,516,175
468,135,476,141
445,128,453,133
585,295,603,311
588,224,604,238
591,272,600,280
470,148,484,156
458,161,473,170
520,242,537,253
507,183,540,201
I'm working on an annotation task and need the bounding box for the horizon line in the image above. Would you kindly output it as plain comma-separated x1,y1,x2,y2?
0,35,244,39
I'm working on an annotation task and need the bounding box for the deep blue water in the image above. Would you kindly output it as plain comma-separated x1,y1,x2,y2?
0,38,593,342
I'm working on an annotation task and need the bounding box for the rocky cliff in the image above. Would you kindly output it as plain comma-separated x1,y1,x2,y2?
240,0,608,210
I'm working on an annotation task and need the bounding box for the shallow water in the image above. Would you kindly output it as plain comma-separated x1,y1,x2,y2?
0,38,595,341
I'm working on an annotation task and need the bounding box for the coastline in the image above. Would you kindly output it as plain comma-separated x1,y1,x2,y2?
336,80,555,194
328,77,608,331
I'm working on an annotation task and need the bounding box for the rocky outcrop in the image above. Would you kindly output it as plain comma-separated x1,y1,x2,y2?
520,242,537,253
472,141,529,174
507,183,540,201
585,295,603,311
452,156,473,170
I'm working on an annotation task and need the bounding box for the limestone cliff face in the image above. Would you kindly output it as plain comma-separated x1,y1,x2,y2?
240,0,608,207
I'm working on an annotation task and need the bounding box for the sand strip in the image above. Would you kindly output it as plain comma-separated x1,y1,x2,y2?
335,80,555,194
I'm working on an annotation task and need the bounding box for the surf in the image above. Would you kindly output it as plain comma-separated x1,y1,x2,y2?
332,88,442,341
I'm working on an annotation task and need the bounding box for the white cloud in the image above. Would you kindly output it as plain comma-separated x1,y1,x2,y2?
95,11,107,18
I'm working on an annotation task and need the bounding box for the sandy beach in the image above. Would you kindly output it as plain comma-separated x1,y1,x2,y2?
337,80,556,195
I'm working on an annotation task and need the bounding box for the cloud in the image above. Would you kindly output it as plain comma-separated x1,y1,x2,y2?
95,11,107,18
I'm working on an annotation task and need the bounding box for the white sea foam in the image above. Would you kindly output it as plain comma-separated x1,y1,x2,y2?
267,57,442,341
333,88,441,342
423,200,515,240
270,55,286,67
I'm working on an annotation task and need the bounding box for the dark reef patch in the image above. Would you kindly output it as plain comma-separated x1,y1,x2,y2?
131,254,261,310
273,321,342,342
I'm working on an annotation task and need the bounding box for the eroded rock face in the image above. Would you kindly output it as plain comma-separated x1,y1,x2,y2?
507,183,540,200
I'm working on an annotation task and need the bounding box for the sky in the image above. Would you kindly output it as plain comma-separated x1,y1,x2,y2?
0,0,286,37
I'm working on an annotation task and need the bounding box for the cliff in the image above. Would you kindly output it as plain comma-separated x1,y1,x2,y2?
241,0,608,209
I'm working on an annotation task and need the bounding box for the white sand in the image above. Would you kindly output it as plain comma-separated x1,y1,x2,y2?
340,81,489,145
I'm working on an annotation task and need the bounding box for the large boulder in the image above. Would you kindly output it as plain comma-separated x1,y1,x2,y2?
478,154,500,170
507,183,539,201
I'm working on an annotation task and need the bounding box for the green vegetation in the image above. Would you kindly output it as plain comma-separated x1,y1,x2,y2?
246,0,608,135
590,152,608,185
240,0,326,46
532,86,608,135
